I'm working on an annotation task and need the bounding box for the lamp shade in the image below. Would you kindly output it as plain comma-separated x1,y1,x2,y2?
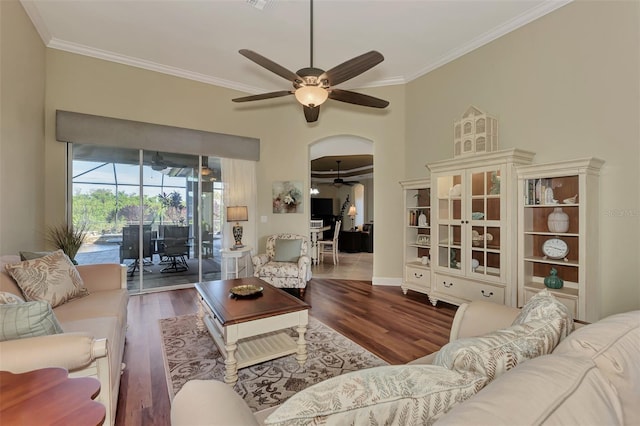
226,206,248,222
294,86,329,107
348,205,357,217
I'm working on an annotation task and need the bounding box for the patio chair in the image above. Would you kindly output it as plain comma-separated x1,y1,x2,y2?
160,225,190,273
120,225,152,277
252,234,311,298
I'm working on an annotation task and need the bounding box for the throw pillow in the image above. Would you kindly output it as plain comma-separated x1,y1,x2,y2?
264,365,488,426
0,300,64,341
0,291,25,305
433,317,565,381
513,289,573,339
4,250,89,308
19,251,52,261
274,239,302,262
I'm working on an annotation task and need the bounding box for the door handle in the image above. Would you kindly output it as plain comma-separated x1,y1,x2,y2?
481,290,494,297
443,281,453,288
414,273,423,278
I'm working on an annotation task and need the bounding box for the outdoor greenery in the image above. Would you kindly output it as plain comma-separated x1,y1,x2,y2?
72,189,187,234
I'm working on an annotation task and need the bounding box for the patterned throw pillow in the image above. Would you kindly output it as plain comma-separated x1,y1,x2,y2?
433,318,566,381
0,300,64,341
512,289,573,339
0,291,25,304
4,250,89,308
264,365,488,426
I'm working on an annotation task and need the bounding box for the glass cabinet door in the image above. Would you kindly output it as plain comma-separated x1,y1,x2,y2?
436,173,463,274
468,167,502,279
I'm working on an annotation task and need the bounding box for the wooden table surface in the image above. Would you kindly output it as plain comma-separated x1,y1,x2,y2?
0,367,105,426
195,277,309,325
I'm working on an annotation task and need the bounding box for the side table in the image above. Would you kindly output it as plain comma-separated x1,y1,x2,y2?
221,246,253,279
0,367,105,425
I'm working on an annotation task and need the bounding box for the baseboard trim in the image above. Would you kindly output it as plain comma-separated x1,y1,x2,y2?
372,277,402,286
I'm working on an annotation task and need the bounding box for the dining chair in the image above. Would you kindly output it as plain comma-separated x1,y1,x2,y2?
318,220,341,265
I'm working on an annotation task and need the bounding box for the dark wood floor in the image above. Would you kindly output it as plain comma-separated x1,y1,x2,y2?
114,279,458,426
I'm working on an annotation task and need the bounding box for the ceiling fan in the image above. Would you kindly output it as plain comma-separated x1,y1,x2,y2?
232,0,389,123
332,160,356,187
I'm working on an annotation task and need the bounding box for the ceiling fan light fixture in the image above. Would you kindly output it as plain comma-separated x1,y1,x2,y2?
294,86,328,107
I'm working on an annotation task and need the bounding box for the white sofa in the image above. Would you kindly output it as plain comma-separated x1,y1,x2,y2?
0,255,129,426
171,299,639,425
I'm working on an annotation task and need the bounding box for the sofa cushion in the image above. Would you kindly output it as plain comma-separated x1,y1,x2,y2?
264,365,488,426
4,250,89,308
512,289,573,339
433,318,565,381
0,291,24,304
54,289,129,330
553,310,640,424
274,239,302,262
436,354,624,426
0,300,64,341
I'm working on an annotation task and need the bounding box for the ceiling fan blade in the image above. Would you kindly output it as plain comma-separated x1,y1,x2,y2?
239,49,301,83
329,89,389,108
303,106,320,123
232,91,293,103
322,51,384,86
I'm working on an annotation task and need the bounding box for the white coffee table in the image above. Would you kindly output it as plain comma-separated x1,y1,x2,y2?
195,278,309,385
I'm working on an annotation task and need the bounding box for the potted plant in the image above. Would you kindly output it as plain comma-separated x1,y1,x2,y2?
47,222,87,264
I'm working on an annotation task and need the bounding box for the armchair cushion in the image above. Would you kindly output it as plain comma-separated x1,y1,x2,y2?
274,239,302,262
4,250,89,308
0,300,63,341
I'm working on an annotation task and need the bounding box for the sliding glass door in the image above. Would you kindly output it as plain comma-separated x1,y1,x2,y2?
71,145,224,293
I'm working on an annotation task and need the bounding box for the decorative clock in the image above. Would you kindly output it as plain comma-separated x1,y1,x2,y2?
541,238,569,261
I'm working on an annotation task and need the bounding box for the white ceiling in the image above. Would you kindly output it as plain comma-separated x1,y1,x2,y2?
21,0,571,95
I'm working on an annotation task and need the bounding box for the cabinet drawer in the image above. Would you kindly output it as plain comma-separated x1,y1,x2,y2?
465,282,504,304
405,265,430,287
434,273,466,299
524,287,577,318
434,273,504,304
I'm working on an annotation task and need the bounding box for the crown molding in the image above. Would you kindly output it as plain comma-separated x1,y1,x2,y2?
406,0,573,82
20,0,52,44
46,38,268,94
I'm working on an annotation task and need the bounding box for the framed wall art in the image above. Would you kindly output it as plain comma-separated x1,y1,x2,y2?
272,181,303,214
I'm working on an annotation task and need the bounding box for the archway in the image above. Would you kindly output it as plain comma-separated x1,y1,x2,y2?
309,136,373,280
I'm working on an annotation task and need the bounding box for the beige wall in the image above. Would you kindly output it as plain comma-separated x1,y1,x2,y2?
3,0,637,316
42,50,406,282
406,0,640,317
0,0,46,253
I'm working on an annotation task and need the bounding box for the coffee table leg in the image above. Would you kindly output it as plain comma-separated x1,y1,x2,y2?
295,325,307,366
224,342,238,385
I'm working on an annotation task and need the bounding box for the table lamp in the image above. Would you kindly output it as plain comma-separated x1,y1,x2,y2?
227,206,248,249
348,205,357,230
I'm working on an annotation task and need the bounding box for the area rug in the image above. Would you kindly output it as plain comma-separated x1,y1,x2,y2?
159,312,388,412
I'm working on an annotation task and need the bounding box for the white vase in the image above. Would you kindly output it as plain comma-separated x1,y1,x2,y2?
547,207,569,233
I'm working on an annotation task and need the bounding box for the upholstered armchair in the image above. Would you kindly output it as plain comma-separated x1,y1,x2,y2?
252,234,312,297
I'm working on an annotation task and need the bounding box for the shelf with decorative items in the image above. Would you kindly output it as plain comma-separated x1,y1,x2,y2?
400,178,431,296
428,149,535,308
517,158,604,322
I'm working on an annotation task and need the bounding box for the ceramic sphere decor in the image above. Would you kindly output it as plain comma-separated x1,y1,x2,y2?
547,207,569,233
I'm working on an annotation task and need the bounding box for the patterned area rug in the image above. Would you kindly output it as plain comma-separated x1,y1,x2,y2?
159,312,388,412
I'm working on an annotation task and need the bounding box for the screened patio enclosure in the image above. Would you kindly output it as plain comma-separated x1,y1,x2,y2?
71,144,224,293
